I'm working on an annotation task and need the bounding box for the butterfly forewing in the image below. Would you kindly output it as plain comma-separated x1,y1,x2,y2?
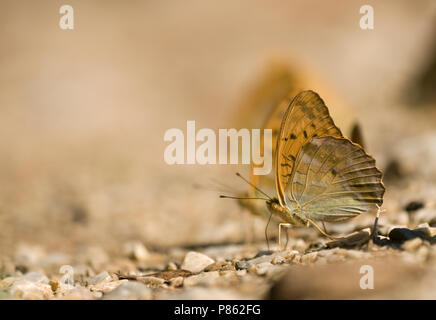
289,136,385,222
275,90,342,205
249,97,292,198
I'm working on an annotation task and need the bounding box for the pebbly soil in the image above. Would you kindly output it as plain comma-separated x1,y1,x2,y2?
1,0,436,299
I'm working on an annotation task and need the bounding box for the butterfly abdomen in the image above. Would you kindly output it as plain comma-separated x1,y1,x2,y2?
268,200,307,226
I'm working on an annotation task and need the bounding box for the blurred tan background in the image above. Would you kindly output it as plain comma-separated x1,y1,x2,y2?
1,0,436,256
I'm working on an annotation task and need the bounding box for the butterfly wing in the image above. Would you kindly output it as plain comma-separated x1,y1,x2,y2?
275,90,343,206
288,136,385,222
249,95,292,194
242,96,294,218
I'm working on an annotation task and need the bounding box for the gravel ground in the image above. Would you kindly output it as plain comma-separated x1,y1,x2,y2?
1,1,436,300
1,205,436,299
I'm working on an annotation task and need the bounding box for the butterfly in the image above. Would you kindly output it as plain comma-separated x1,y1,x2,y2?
232,90,385,245
268,90,385,240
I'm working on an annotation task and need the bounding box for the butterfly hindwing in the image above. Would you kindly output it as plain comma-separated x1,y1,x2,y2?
288,136,385,222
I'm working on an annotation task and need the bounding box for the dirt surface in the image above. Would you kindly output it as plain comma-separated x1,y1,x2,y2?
1,0,436,299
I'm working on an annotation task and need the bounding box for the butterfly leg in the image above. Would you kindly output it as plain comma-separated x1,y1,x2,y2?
322,221,328,234
372,204,386,244
307,218,344,240
279,223,292,249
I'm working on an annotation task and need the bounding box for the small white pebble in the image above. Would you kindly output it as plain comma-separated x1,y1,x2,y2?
271,256,285,265
181,251,215,274
167,262,178,271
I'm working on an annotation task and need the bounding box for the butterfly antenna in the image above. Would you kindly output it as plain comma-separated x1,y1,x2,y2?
219,195,269,201
235,172,272,200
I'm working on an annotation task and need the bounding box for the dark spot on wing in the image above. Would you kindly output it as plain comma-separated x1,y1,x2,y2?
282,153,296,163
303,130,308,138
290,133,296,139
311,123,316,128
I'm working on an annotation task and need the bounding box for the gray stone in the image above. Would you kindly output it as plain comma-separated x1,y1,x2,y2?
389,227,433,242
235,261,251,270
181,251,215,273
256,262,286,277
246,254,273,265
87,271,112,285
256,262,273,276
271,256,285,265
9,278,54,300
